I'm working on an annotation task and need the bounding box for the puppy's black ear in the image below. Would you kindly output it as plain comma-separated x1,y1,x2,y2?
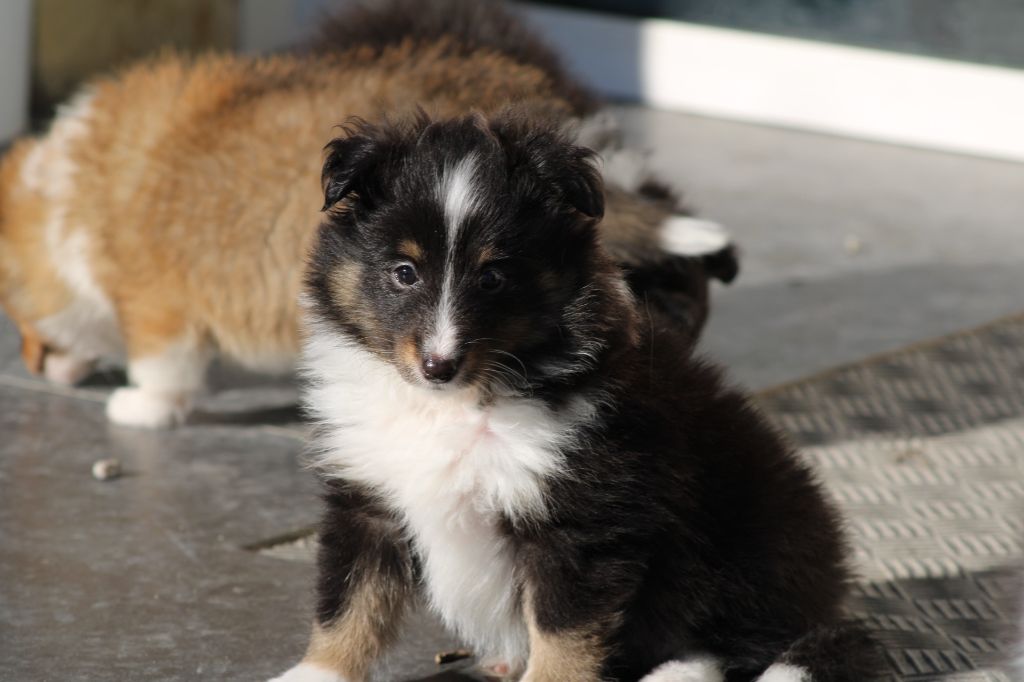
321,132,383,211
494,118,605,221
554,148,604,220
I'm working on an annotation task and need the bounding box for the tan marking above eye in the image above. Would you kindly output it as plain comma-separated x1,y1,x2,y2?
477,246,497,266
397,239,424,261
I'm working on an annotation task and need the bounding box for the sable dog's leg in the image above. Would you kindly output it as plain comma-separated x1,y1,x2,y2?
105,310,210,427
272,485,414,682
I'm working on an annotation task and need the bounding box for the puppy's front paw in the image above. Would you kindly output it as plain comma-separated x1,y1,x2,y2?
640,657,724,681
268,663,347,682
106,387,188,428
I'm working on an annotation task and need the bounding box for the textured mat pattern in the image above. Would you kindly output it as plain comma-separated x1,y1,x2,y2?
758,315,1024,681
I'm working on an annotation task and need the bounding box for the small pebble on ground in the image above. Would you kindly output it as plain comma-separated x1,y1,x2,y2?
91,458,122,481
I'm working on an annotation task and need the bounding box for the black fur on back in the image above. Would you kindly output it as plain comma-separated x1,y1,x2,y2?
311,0,597,114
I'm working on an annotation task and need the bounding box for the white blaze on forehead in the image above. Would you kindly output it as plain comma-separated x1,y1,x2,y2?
441,153,481,238
427,154,482,359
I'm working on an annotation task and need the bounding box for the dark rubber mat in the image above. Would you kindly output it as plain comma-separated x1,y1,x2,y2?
758,314,1024,681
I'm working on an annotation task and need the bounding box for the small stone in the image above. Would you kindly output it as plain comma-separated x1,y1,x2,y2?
843,233,864,255
91,458,122,481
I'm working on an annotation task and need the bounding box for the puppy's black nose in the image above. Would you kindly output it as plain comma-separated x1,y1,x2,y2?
422,355,458,383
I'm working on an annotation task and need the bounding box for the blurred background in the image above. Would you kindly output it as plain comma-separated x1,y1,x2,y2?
3,0,1024,161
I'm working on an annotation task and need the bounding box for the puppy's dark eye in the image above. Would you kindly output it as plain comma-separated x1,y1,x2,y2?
394,264,419,287
479,267,505,292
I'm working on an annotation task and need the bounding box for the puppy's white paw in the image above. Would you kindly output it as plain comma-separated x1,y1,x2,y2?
268,663,346,682
659,216,731,257
641,656,724,682
756,663,811,682
43,352,95,386
105,387,187,428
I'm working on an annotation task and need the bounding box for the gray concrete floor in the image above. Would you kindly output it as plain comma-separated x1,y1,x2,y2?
615,107,1024,389
1,108,1022,680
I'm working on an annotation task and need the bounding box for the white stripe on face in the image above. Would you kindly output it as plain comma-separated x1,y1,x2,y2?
427,154,480,358
442,154,480,240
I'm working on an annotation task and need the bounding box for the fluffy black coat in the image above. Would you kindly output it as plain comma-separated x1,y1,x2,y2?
289,112,879,682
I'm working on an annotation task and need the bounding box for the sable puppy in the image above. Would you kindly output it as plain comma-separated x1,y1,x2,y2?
276,112,875,682
0,0,732,428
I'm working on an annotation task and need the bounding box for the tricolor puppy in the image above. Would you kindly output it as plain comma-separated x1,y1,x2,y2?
277,113,876,682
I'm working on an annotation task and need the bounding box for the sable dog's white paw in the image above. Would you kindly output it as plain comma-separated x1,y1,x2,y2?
106,387,187,428
268,663,346,682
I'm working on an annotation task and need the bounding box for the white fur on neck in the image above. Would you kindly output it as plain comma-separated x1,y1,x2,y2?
25,90,122,361
302,319,597,666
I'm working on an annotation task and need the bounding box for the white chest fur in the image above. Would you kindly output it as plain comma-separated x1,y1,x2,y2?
303,330,596,664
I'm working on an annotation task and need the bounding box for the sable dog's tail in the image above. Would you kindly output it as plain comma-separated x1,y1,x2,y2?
309,0,596,114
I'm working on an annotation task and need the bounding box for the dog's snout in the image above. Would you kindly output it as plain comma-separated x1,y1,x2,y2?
422,355,458,383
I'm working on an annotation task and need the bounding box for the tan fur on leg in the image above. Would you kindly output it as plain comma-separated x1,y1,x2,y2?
520,589,607,682
301,576,409,682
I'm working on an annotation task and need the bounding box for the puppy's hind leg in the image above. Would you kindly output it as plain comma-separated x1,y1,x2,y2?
106,326,211,428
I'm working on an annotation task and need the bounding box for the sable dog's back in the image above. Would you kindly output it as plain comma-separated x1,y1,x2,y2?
0,46,585,377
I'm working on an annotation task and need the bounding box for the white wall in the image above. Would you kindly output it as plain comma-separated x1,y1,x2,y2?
0,0,32,141
229,0,1024,162
522,4,1024,163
